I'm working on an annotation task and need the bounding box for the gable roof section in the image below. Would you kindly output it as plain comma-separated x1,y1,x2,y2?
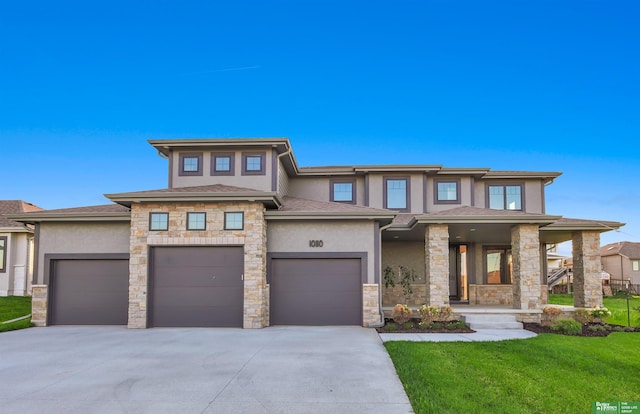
265,196,395,223
600,241,640,259
0,200,43,231
7,204,131,224
410,206,561,226
105,184,282,208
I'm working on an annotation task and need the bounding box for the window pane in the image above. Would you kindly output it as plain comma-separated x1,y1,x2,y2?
387,179,407,209
333,183,353,202
187,212,206,230
246,156,262,171
633,261,639,272
0,238,5,271
486,250,502,284
225,212,244,230
488,186,504,209
183,157,199,172
438,182,457,201
215,157,230,171
506,186,522,210
150,213,168,230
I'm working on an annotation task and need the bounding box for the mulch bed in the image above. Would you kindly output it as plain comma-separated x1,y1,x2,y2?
524,322,640,337
375,319,475,334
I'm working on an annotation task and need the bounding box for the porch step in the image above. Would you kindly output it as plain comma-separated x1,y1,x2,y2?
461,314,523,330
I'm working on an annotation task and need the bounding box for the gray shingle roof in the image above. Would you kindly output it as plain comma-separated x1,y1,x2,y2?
0,200,43,228
108,184,261,196
23,204,131,215
279,197,393,214
600,241,640,259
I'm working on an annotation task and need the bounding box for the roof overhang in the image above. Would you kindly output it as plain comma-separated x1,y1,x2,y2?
265,210,395,224
106,190,283,209
0,226,33,233
7,212,131,224
412,214,561,227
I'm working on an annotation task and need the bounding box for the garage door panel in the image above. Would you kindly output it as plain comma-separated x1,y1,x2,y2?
51,259,129,325
270,258,362,326
151,246,243,328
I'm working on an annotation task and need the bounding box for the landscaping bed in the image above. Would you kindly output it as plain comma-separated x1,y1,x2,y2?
376,318,475,334
524,322,640,337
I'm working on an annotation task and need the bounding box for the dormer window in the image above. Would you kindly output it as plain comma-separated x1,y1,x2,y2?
330,179,356,204
242,152,266,175
179,153,203,176
211,152,235,176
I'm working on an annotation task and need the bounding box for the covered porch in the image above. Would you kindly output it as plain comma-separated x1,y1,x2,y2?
380,207,624,317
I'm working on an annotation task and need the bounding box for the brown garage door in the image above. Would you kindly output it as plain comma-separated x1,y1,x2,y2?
150,246,244,327
270,258,362,326
50,259,129,325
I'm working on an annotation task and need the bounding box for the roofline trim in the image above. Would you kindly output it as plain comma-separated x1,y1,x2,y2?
7,212,132,224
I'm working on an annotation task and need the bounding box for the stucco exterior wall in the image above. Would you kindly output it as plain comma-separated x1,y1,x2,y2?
475,179,544,213
266,220,376,283
0,233,32,296
288,176,366,205
277,158,290,198
35,222,131,284
171,148,274,191
367,174,423,212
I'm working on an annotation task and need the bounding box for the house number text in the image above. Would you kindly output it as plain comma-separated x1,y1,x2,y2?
309,240,324,248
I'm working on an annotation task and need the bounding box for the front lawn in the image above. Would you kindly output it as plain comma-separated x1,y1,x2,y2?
0,296,32,333
386,333,640,414
549,293,640,326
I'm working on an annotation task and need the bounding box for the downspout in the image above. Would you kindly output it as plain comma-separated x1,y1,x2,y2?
369,222,395,328
275,147,293,202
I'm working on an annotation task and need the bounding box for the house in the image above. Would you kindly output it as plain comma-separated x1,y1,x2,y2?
0,200,43,296
600,241,640,290
9,138,625,328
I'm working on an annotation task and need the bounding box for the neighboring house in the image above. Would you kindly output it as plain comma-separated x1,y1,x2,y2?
0,200,43,296
9,138,625,328
600,241,640,287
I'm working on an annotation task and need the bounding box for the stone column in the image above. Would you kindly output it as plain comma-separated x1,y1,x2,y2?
572,231,603,308
512,224,542,310
31,285,48,326
425,224,449,306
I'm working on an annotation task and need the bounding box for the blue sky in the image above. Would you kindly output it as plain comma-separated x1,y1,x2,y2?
1,1,638,254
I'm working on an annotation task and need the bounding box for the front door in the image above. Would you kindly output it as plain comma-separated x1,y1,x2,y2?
449,245,468,302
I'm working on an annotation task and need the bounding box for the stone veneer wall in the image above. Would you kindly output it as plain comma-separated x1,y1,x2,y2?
363,284,381,326
511,224,542,310
425,224,450,306
128,202,267,329
572,231,603,308
31,285,48,326
468,284,513,305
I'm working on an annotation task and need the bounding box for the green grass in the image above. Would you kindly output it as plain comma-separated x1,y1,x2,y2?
0,296,32,333
386,333,640,414
549,293,640,326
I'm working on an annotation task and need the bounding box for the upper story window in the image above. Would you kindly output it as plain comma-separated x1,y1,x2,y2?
487,183,523,210
225,212,244,230
242,152,266,175
384,177,410,212
0,236,6,272
178,153,203,176
330,179,356,204
186,212,206,230
150,212,169,231
633,260,639,272
211,152,235,176
435,179,460,204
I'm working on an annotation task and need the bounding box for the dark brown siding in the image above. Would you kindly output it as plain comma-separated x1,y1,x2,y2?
150,246,244,327
50,259,129,325
270,258,362,325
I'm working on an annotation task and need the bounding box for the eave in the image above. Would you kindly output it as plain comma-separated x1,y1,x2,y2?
106,191,283,209
265,210,395,224
7,212,131,224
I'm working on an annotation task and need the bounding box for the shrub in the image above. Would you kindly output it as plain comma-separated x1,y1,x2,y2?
418,305,453,323
591,306,611,322
587,324,608,333
385,322,398,332
573,309,594,325
551,318,582,336
392,304,412,324
542,306,563,326
418,321,429,330
403,321,414,330
431,322,443,330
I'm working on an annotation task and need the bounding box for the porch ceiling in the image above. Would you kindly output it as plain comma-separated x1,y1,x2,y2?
382,222,517,243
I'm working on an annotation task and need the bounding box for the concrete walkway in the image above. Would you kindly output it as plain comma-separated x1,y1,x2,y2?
0,326,413,414
379,328,537,342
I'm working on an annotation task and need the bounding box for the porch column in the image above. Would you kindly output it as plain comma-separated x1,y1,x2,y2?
511,224,543,310
425,224,449,306
572,231,603,308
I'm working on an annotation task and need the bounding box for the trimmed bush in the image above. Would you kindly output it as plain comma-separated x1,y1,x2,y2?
392,304,412,324
542,306,563,326
551,318,582,336
573,309,594,325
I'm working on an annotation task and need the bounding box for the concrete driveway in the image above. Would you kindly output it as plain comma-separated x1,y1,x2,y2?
0,326,412,413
